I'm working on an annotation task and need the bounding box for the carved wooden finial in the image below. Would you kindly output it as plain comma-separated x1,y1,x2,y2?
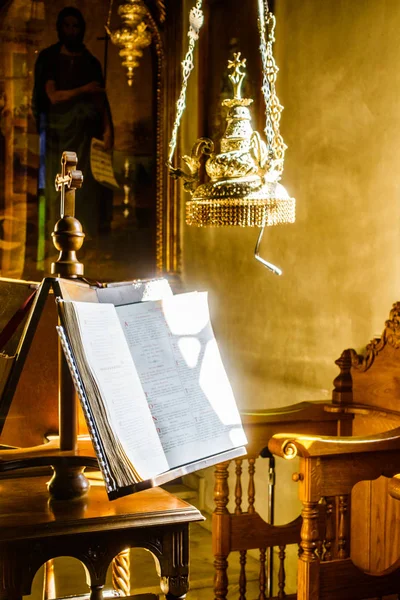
51,151,85,278
332,349,353,405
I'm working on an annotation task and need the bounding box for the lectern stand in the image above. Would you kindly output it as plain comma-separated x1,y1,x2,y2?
0,153,203,599
0,152,99,498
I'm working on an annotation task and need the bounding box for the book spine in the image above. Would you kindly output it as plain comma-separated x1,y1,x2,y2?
56,325,117,494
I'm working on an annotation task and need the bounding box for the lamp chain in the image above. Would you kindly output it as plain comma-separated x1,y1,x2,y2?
168,0,284,171
167,0,204,165
257,0,287,174
106,0,114,29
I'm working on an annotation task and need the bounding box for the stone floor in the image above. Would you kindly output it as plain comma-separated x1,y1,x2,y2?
26,521,262,600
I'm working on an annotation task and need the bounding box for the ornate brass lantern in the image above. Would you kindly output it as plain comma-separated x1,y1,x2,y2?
167,0,295,275
106,0,152,86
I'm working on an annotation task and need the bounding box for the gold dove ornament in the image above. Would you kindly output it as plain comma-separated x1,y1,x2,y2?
167,0,295,275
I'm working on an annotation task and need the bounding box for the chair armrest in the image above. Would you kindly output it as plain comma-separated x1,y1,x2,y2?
268,425,400,459
241,401,352,457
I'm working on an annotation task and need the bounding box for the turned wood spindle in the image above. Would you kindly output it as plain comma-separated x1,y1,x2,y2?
277,545,286,599
298,501,320,600
338,494,349,559
247,457,256,514
258,547,266,600
214,461,230,600
235,458,243,515
323,496,335,561
214,556,229,600
300,501,320,563
316,537,324,560
214,462,230,514
239,550,247,600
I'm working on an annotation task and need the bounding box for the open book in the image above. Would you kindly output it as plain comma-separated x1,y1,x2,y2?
57,290,247,500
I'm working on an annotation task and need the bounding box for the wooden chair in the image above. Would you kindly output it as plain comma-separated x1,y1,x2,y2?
213,301,400,599
270,424,400,599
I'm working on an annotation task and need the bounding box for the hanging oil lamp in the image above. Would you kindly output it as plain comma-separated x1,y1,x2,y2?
167,0,295,275
106,0,152,86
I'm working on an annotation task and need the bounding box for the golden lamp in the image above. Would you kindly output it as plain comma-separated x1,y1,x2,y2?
167,0,295,275
106,0,152,86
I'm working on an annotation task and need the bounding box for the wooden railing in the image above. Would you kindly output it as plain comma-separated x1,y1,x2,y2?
213,458,357,598
213,455,301,599
212,402,348,600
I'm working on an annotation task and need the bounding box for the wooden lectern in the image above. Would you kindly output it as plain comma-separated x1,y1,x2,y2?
0,152,203,600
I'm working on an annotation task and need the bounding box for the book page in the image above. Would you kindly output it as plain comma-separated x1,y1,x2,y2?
69,301,169,479
96,278,173,306
116,292,247,470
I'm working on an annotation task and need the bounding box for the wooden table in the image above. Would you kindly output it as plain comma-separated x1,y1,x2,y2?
0,475,204,600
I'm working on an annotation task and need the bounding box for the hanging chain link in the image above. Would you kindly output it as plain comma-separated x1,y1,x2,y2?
168,0,286,171
107,0,114,29
258,0,273,149
257,0,287,173
167,0,204,165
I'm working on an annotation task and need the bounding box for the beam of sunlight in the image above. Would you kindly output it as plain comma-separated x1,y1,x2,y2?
177,336,202,368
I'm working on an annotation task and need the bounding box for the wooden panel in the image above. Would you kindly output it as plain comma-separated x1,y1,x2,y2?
370,475,400,572
351,412,400,573
351,479,371,572
319,557,400,600
0,293,58,447
370,475,389,572
230,513,302,551
0,291,88,447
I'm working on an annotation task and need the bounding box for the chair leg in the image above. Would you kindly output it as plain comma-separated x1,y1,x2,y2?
214,554,229,600
297,500,320,600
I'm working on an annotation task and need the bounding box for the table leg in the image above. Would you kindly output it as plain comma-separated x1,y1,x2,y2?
159,527,189,600
90,584,104,600
0,547,24,600
164,593,186,600
161,578,187,600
